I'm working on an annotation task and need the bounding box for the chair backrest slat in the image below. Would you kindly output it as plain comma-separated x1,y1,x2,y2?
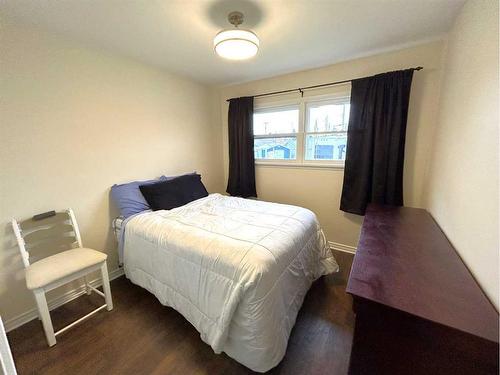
19,212,68,231
11,209,82,269
22,223,75,244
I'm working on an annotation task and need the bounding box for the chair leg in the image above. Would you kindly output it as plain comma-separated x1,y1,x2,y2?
100,262,113,311
33,289,56,346
83,276,91,295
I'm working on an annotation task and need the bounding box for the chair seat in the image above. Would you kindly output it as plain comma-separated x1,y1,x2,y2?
25,248,107,290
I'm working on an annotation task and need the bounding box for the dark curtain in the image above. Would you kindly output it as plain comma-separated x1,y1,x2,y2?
340,69,414,215
226,96,257,198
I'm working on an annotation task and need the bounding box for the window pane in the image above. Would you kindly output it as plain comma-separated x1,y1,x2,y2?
253,108,299,135
254,137,297,160
305,133,347,161
306,102,350,132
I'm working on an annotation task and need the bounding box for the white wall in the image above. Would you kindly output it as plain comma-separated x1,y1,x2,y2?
425,0,499,308
217,41,445,247
0,24,224,324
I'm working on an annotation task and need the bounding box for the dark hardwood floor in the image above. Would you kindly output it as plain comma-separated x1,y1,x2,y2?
8,250,354,375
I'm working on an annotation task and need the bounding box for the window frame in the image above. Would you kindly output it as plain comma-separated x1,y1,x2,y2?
253,104,301,163
303,96,350,164
253,87,351,169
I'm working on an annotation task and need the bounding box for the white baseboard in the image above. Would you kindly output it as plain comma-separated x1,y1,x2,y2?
4,267,124,333
329,241,357,254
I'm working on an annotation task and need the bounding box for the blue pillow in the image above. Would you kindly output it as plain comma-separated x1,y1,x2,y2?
111,176,167,218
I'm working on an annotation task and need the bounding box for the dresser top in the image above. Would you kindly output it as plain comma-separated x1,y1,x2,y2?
346,204,499,343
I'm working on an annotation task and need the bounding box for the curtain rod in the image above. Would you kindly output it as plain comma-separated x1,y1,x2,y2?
226,66,423,102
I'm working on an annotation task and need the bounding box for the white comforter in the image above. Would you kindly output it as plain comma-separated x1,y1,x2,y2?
123,194,338,372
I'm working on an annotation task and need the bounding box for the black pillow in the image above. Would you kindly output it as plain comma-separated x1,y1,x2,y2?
139,173,208,211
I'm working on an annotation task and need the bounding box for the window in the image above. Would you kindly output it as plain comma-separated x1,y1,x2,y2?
252,89,350,167
305,99,350,162
253,106,299,161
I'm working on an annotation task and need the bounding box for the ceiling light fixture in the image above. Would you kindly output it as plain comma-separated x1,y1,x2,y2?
214,11,259,60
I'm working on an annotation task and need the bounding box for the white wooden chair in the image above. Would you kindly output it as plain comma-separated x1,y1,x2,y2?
11,209,113,347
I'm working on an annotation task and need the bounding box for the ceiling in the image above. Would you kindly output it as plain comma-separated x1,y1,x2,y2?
1,0,465,85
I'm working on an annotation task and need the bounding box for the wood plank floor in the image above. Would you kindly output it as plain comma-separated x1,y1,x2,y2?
8,250,354,375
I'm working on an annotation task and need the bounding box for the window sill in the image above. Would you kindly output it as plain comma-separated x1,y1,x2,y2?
255,161,345,170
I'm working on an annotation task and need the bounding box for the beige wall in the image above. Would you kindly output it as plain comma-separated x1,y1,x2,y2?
425,0,499,308
0,25,224,324
3,0,497,328
217,41,445,247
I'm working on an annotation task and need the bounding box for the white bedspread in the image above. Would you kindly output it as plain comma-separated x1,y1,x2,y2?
122,193,338,372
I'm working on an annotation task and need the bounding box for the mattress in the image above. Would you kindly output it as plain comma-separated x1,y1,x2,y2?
120,193,338,372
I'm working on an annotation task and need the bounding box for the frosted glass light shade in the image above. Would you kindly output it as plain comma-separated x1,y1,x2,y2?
214,29,259,60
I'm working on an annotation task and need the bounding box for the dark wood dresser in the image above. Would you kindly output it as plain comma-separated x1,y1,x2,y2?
346,205,499,375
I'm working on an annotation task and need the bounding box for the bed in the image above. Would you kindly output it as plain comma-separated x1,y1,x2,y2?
116,193,338,372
